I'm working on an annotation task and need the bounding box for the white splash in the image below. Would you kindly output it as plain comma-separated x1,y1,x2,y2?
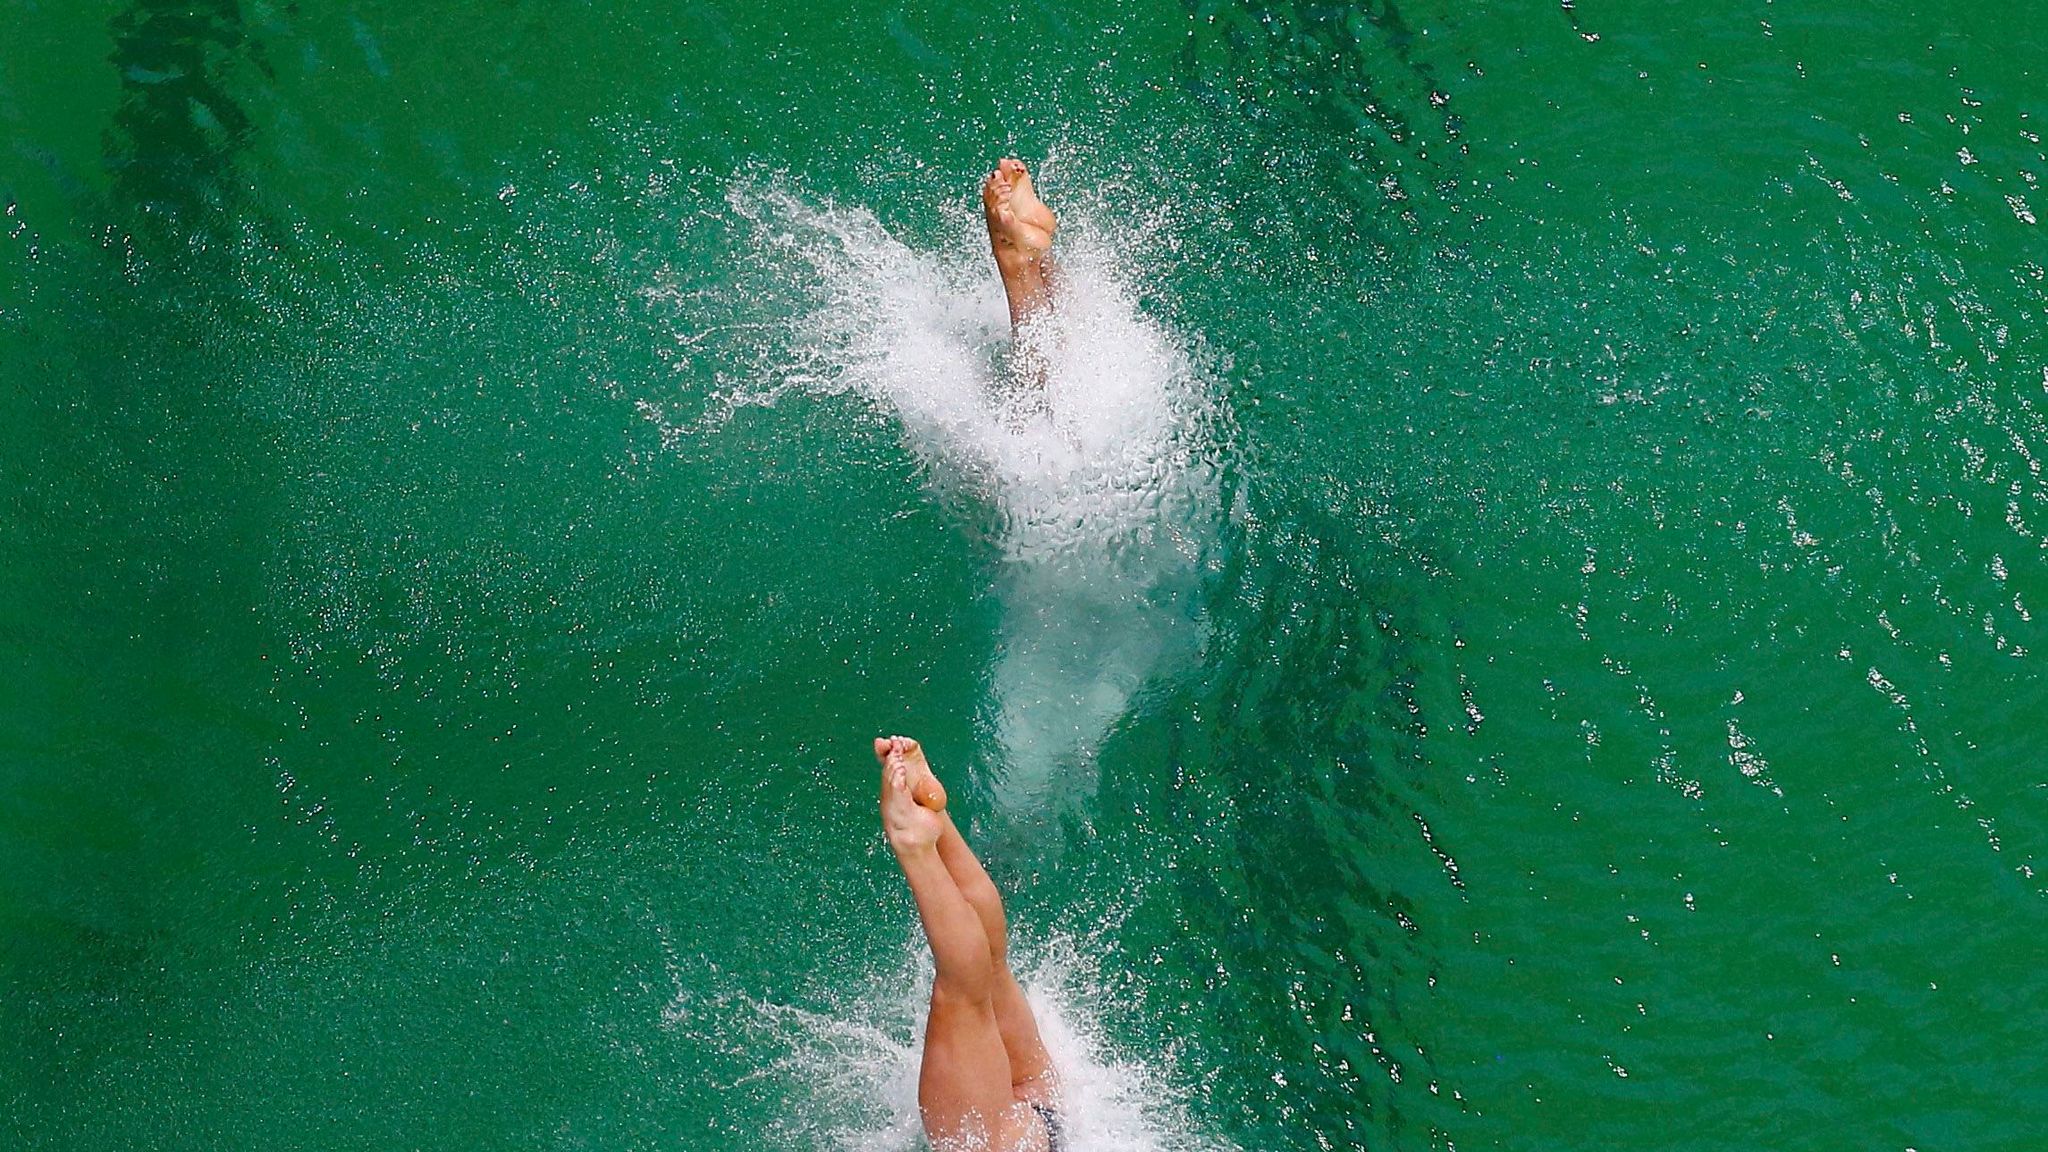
717,936,1238,1152
700,173,1217,807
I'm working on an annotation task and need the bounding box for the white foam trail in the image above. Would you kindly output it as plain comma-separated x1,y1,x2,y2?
705,175,1216,805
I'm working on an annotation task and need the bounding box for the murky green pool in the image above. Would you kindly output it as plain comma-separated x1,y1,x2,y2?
3,2,2043,1149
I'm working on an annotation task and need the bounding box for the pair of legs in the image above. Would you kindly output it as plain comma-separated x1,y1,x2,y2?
981,159,1059,330
877,736,1061,1151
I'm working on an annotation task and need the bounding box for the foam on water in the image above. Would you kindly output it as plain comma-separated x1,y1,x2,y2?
696,170,1217,807
687,934,1238,1152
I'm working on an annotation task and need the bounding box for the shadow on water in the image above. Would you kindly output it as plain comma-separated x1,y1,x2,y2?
106,0,259,250
1,0,278,1136
1181,0,1463,264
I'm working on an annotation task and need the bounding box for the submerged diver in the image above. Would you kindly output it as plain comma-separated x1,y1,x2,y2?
982,158,1059,330
875,735,1065,1152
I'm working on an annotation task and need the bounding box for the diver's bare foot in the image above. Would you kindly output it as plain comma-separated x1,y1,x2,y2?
981,159,1057,327
875,735,947,851
982,159,1056,270
875,735,947,810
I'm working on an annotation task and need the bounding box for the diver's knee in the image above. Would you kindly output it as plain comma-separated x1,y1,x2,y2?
960,874,1003,916
931,977,994,1011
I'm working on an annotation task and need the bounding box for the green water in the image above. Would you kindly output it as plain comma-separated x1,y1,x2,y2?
4,1,2045,1149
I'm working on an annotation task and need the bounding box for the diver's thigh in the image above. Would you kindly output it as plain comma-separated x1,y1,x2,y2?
992,973,1056,1094
919,988,1022,1147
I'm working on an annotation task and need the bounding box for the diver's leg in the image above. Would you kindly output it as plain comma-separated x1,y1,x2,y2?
981,158,1059,330
887,738,1062,1103
878,739,1046,1150
936,812,1059,1102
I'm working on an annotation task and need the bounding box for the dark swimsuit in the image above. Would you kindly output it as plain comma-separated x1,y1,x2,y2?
1029,1102,1068,1152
